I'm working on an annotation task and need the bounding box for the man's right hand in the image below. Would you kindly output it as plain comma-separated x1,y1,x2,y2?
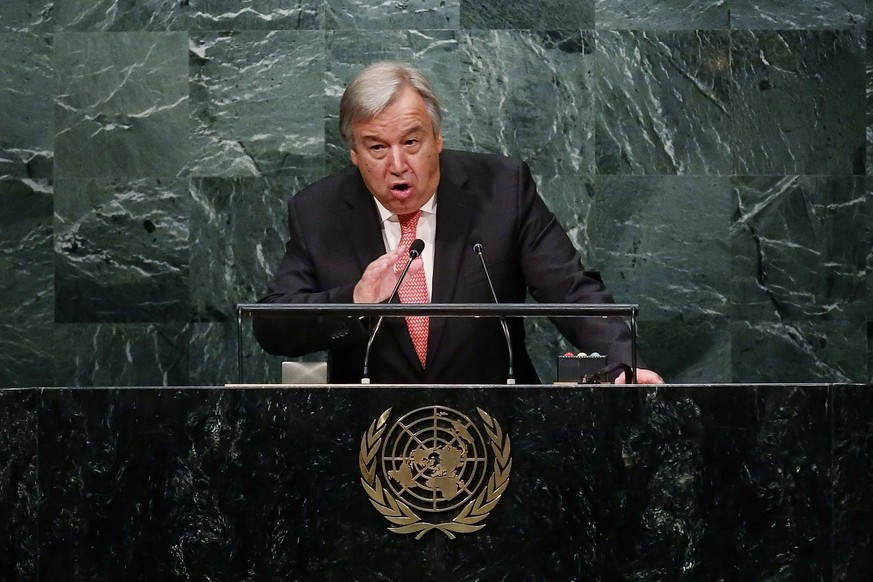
353,245,423,303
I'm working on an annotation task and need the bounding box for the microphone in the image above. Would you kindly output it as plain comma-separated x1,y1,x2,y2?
472,242,515,384
408,238,425,261
361,239,425,384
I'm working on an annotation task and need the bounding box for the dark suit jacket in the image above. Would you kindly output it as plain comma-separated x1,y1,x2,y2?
253,149,638,384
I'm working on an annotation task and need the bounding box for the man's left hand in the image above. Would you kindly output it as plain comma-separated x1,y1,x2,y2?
615,368,665,384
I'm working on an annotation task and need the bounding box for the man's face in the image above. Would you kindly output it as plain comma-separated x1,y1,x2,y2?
349,85,443,215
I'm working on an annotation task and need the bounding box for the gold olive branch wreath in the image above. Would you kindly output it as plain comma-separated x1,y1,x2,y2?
359,407,512,540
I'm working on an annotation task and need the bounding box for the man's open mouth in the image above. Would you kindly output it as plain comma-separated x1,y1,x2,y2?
391,182,411,193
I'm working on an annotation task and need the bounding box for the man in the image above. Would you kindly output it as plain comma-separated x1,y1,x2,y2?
254,61,663,385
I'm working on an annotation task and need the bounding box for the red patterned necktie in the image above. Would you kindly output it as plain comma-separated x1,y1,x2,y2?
396,210,429,368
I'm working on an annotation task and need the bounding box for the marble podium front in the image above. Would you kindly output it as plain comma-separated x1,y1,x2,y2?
1,384,871,580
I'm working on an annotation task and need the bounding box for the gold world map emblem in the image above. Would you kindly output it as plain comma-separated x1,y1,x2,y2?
359,406,512,539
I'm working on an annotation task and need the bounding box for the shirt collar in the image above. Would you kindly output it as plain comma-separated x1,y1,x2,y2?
375,193,438,224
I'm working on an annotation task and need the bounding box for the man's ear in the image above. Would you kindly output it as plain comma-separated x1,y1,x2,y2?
350,147,359,166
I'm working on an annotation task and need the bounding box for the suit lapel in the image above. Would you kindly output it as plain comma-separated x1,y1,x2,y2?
427,166,476,369
338,171,385,272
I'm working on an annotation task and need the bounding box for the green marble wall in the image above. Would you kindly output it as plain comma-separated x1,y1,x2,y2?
1,0,870,387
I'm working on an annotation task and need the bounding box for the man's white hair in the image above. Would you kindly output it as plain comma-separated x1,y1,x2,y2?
339,61,443,148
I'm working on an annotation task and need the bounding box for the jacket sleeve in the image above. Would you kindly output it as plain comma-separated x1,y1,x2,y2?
252,194,369,357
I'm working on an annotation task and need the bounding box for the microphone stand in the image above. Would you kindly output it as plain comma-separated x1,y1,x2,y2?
473,243,515,385
361,240,424,384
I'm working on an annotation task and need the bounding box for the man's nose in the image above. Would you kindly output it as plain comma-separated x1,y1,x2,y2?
387,147,407,173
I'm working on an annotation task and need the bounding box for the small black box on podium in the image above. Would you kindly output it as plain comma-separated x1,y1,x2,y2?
556,354,608,383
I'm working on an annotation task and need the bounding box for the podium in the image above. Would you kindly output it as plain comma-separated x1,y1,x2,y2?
2,383,872,579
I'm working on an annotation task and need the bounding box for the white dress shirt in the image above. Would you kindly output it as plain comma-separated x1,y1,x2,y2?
373,195,437,295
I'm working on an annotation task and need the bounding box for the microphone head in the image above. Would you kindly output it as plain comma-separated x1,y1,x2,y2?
409,238,425,258
472,242,484,254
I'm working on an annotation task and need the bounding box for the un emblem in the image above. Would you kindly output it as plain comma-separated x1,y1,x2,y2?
359,406,512,539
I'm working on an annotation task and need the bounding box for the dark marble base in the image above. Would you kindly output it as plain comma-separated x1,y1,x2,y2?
1,384,871,580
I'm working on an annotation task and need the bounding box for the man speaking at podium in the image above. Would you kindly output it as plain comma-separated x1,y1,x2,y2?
254,61,663,385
